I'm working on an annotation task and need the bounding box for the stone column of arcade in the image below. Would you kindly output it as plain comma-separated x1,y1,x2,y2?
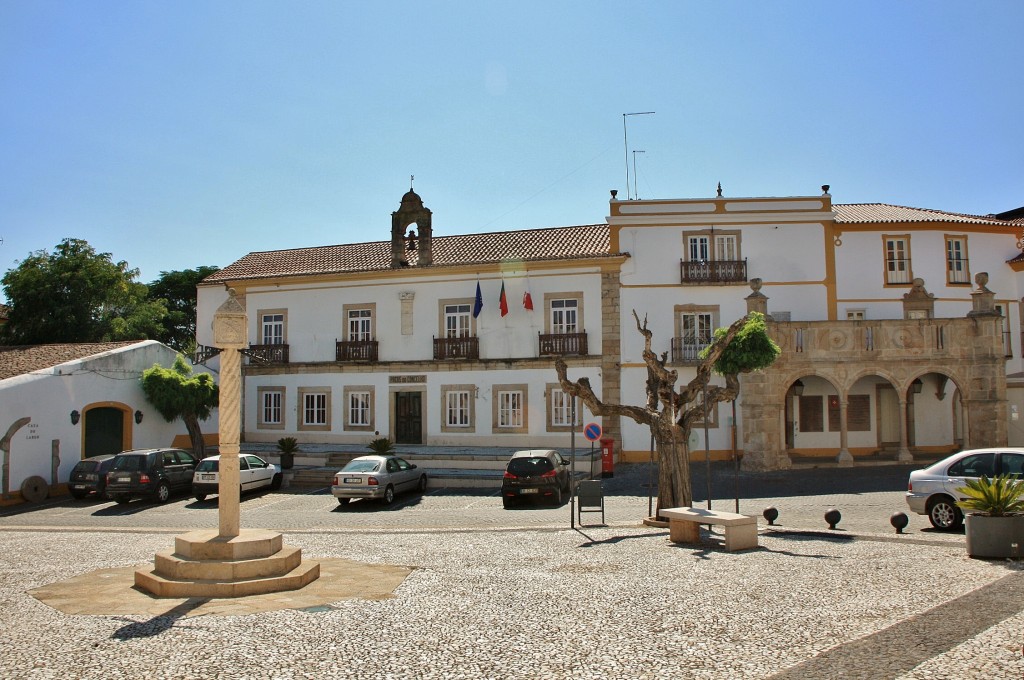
134,289,319,598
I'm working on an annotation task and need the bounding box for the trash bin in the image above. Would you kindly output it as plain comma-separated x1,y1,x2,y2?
600,438,615,478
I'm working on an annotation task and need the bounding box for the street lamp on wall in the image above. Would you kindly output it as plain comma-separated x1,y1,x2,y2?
792,380,805,396
135,410,144,424
911,379,923,394
70,410,80,425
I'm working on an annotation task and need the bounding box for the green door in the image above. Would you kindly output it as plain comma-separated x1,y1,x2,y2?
84,407,124,457
395,392,422,445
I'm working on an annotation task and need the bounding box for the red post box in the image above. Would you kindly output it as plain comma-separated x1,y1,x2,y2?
600,437,615,478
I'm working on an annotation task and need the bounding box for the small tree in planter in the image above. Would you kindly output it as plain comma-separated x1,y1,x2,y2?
276,437,299,470
957,475,1024,559
367,437,396,455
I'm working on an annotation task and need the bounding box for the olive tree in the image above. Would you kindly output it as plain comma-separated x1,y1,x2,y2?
556,311,779,518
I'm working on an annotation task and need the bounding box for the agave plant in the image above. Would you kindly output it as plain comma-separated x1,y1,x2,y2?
955,474,1024,516
366,437,396,455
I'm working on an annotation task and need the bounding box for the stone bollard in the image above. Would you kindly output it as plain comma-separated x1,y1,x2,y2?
824,508,841,530
890,511,909,534
763,506,779,526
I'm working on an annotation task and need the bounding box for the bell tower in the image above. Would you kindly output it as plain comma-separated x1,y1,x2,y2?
391,180,433,268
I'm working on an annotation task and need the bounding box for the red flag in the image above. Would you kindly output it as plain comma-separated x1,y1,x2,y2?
499,282,509,317
523,290,534,311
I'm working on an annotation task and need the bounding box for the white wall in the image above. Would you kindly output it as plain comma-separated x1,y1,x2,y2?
0,342,216,496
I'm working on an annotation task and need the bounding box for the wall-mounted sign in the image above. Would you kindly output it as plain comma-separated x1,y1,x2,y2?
389,375,427,384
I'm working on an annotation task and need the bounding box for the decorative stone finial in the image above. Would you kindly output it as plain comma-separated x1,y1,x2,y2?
975,272,990,292
749,278,763,294
716,182,723,198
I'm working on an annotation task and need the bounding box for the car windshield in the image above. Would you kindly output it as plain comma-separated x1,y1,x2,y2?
196,459,219,472
343,460,380,473
507,457,554,475
111,455,147,471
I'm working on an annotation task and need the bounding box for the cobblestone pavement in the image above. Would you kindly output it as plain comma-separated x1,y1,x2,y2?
0,463,1021,678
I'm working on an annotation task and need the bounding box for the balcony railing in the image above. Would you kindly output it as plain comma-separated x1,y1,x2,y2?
671,337,712,364
246,343,289,364
434,336,479,360
539,332,588,356
885,258,912,284
947,259,970,284
680,259,747,284
336,339,379,362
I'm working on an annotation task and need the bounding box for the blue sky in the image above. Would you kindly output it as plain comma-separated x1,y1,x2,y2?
1,1,1022,300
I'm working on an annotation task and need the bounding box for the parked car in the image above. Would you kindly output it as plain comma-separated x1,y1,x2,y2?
501,449,571,508
68,454,118,500
906,447,1024,530
331,455,427,506
105,448,199,504
192,454,282,501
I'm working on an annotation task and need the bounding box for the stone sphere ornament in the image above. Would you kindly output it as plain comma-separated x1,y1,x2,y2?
763,506,779,525
824,508,842,530
890,511,909,534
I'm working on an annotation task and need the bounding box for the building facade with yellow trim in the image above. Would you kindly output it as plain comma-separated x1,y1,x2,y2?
198,187,1023,470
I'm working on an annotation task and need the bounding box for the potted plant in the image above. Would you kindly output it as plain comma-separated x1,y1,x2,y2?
957,474,1024,559
276,437,299,470
367,437,396,455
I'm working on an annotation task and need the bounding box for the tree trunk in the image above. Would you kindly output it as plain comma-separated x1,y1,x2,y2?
653,422,692,518
182,413,206,459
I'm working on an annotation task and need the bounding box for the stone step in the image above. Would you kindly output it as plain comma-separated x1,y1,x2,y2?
154,546,303,581
135,559,321,598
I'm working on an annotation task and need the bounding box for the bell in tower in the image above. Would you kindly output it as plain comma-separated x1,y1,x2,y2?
391,180,433,268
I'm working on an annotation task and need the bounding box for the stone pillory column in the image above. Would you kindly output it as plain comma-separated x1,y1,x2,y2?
212,289,247,538
134,287,320,598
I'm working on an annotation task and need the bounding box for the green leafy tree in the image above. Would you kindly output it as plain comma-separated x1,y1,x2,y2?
147,266,220,352
140,355,219,458
557,312,780,518
0,238,166,344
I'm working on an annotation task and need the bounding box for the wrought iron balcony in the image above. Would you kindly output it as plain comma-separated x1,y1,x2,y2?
246,343,289,364
539,332,588,356
671,337,711,364
433,336,479,360
336,339,379,362
680,258,747,284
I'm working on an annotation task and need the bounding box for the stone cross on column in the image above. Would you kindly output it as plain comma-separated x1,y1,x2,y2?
212,289,247,538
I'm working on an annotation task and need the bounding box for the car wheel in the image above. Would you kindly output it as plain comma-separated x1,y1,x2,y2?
69,489,88,500
113,495,130,504
271,474,282,490
383,485,395,505
418,475,428,493
336,497,349,506
927,495,963,531
154,481,171,504
194,493,207,502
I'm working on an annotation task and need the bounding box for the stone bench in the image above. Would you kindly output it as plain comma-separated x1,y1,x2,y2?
662,507,759,551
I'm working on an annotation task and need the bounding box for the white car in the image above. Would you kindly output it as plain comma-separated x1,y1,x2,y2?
192,454,282,501
906,448,1024,530
331,455,428,506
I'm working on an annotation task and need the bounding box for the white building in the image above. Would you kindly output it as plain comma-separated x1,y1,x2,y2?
198,187,1024,469
0,341,210,502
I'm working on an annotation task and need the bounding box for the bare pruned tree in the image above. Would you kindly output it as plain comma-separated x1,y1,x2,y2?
556,311,778,518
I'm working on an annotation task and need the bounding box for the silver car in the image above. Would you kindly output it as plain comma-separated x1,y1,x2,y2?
906,448,1024,530
331,455,428,506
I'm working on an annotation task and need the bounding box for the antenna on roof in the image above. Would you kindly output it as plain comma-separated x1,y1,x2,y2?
410,175,414,191
622,112,654,199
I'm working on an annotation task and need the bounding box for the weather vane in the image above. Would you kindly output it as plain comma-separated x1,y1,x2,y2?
410,175,414,190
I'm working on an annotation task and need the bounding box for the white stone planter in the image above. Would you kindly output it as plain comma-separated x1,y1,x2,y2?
964,513,1024,559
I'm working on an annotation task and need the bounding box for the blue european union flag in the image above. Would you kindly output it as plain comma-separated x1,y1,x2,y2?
473,281,483,318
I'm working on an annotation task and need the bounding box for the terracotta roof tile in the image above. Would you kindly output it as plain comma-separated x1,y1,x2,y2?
205,224,612,283
0,342,138,381
834,203,1017,227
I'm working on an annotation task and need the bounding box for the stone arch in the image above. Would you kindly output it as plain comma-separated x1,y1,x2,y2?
1,417,31,499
